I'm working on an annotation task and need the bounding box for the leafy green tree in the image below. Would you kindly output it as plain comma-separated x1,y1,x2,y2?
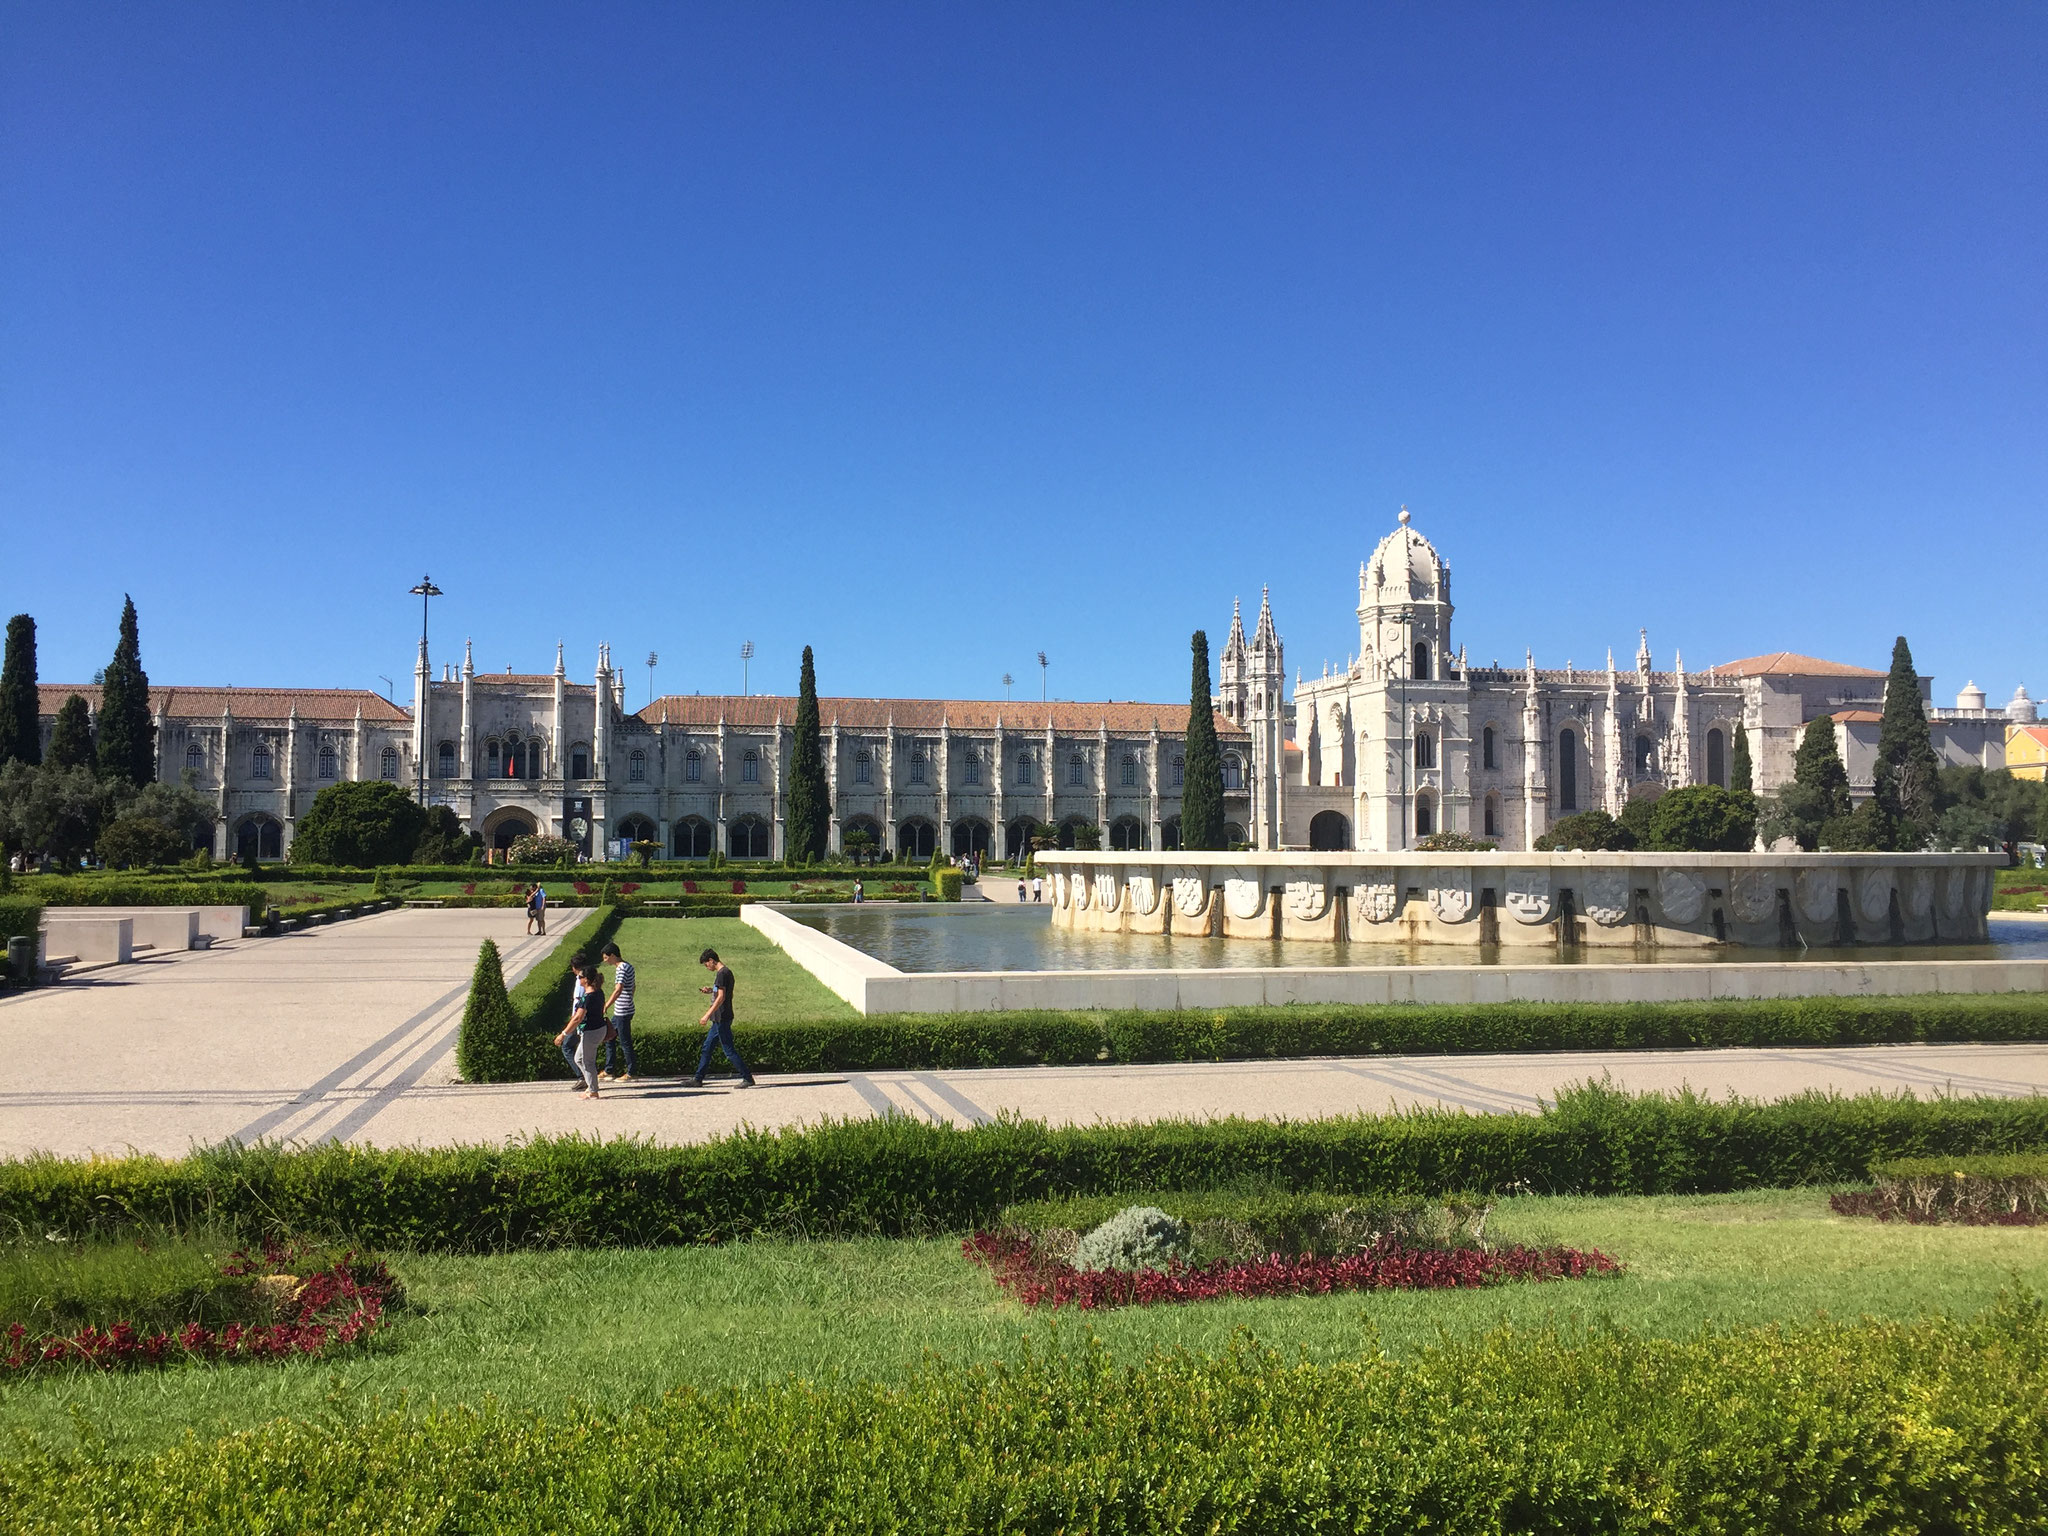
97,815,190,868
412,803,479,864
95,596,155,787
1729,722,1753,795
786,646,830,863
1934,765,2045,856
1180,631,1225,850
1646,785,1757,851
0,614,39,768
1618,794,1657,849
1873,635,1939,849
1759,717,1852,851
289,780,428,867
46,694,93,770
0,761,107,868
1534,809,1632,851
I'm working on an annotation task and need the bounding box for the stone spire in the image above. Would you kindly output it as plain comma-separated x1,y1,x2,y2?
553,641,565,678
1223,597,1246,660
1636,628,1652,675
1252,586,1278,650
462,638,474,677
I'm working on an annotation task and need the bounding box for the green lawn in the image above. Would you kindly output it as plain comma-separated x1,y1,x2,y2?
4,1187,2042,1455
606,916,856,1027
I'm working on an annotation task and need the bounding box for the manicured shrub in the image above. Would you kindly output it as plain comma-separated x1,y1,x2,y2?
0,897,42,947
286,781,426,867
25,879,267,920
5,1085,2048,1252
1072,1205,1189,1272
1832,1151,2048,1225
457,907,624,1082
3,1303,2045,1531
931,867,963,901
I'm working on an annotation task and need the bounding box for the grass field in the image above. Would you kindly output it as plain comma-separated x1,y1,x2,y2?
4,1187,2042,1455
604,916,855,1028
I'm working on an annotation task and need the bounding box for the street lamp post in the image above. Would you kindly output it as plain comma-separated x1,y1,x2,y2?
1002,672,1013,703
408,575,442,804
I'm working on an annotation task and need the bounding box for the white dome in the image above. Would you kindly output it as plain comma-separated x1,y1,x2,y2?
1363,507,1448,601
1957,680,1987,710
2010,684,2038,724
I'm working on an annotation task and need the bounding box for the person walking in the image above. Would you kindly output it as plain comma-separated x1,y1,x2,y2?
555,959,607,1099
598,940,637,1083
692,947,755,1089
1031,873,1043,903
526,881,548,936
557,950,592,1081
1017,873,1027,902
852,878,864,904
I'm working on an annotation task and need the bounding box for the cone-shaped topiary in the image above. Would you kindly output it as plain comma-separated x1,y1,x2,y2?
1180,631,1225,850
456,938,523,1083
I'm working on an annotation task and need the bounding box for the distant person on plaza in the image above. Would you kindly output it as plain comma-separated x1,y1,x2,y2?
526,881,547,935
852,878,864,904
598,940,637,1083
1031,873,1043,903
693,948,755,1089
555,958,607,1099
1017,873,1027,901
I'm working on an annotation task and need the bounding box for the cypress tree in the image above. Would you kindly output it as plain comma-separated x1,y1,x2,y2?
1729,722,1753,796
786,645,830,863
95,595,155,786
47,694,94,769
1180,630,1225,850
0,614,39,768
1792,716,1852,821
1874,635,1939,848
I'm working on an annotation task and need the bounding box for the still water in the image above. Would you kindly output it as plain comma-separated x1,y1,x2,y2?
790,904,2048,974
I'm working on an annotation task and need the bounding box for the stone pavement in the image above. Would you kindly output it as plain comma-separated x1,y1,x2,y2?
2,909,2044,1160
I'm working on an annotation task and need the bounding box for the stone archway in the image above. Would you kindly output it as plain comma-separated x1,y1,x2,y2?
481,807,538,852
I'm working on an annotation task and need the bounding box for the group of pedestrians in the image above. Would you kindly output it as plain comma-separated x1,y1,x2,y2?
553,941,756,1100
1016,872,1044,902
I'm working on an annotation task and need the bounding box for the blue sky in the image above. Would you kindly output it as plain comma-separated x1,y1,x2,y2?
3,4,2042,711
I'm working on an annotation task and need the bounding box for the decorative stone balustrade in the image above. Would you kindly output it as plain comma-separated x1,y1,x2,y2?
1035,850,2003,948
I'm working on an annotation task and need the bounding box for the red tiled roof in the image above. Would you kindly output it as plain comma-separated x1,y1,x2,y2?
2009,725,2048,750
1711,652,1885,679
38,684,410,723
637,695,1247,736
1822,709,1882,724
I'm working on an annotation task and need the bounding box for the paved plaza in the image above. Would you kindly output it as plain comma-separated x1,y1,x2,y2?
2,907,2044,1160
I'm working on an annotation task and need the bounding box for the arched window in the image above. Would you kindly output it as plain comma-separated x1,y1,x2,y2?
1482,725,1496,771
1634,735,1654,778
1415,731,1435,769
628,749,646,783
897,818,936,859
1067,753,1084,787
685,748,702,782
1415,795,1435,837
1413,641,1431,681
381,745,400,780
963,748,981,785
570,745,589,779
435,741,452,778
1171,754,1184,788
1160,816,1182,851
1109,815,1146,850
1706,728,1726,789
318,745,337,780
854,749,872,785
729,814,771,858
1483,794,1499,838
1016,750,1034,785
486,739,501,776
506,736,527,780
251,743,272,780
1559,728,1579,812
186,741,203,773
673,817,713,858
1120,752,1137,788
1222,753,1242,790
741,750,760,783
909,746,927,785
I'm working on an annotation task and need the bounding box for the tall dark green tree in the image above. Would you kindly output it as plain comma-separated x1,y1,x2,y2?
1729,722,1753,796
1180,630,1225,850
47,694,94,770
1792,716,1852,820
785,645,830,863
0,614,39,768
95,596,155,787
1874,635,1939,849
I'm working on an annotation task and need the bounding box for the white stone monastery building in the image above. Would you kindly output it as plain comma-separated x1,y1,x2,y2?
37,510,2028,861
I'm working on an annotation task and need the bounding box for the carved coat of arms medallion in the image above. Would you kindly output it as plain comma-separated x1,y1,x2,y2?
1127,874,1159,916
1429,869,1474,924
1504,869,1554,924
1901,868,1933,921
1855,869,1892,923
1224,878,1265,920
1051,873,1068,908
1795,870,1839,926
1172,875,1209,917
1657,870,1709,926
1286,879,1331,921
1730,870,1777,926
1583,869,1632,927
1093,872,1121,911
1353,873,1398,924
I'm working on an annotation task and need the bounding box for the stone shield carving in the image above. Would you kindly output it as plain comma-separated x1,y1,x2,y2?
1429,869,1473,924
1052,872,1068,908
1353,872,1398,924
1127,874,1159,916
1939,866,1969,920
1069,872,1088,910
1093,872,1121,912
1583,869,1632,927
1658,870,1708,926
1856,869,1892,924
1225,878,1266,920
1795,870,1838,926
1172,875,1209,917
1504,869,1554,924
1901,868,1933,921
1286,879,1332,921
1730,870,1777,926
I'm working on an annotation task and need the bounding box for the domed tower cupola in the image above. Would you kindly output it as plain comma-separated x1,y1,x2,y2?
2007,684,2037,724
1956,680,1987,711
1358,506,1453,681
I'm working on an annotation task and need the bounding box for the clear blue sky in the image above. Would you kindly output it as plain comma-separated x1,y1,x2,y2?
3,4,2042,711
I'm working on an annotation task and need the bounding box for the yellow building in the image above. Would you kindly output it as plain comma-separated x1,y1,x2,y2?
2009,723,2048,781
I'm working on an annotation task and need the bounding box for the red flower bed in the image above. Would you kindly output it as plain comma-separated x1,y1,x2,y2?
620,882,639,894
683,880,699,893
574,881,592,895
964,1232,1618,1311
731,880,747,894
463,882,477,895
3,1243,399,1375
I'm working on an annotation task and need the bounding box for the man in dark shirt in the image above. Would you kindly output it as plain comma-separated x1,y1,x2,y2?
693,948,756,1089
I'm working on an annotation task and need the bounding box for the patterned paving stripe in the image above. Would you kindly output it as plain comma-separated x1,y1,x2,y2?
844,1073,902,1117
912,1072,994,1125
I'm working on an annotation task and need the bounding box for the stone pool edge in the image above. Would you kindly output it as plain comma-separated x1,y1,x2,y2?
740,904,2048,1017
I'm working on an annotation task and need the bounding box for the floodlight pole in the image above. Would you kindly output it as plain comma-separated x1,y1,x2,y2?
646,651,659,710
408,575,443,804
1038,651,1048,703
740,640,754,696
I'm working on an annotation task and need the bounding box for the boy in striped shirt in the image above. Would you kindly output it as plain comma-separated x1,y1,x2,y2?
598,941,637,1082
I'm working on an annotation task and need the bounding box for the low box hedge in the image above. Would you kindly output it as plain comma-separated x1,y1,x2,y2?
0,897,43,947
457,908,625,1082
4,1302,2045,1531
21,879,268,920
5,1084,2046,1251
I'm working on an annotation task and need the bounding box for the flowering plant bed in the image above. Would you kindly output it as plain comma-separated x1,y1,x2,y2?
2,1239,399,1375
965,1230,1618,1310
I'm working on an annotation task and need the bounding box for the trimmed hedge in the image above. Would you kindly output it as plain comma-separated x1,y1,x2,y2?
0,897,42,946
4,1303,2047,1531
4,1085,2047,1251
22,879,268,920
595,990,2048,1079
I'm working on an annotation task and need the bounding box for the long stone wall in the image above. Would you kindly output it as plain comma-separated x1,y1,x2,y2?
1035,850,2003,949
